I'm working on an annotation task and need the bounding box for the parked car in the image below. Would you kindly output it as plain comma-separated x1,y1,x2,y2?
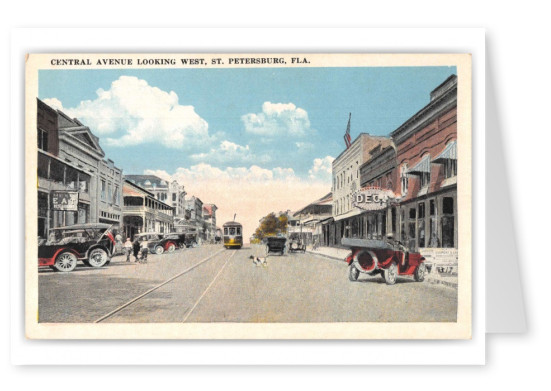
38,223,115,272
161,233,187,252
134,233,165,255
342,236,426,285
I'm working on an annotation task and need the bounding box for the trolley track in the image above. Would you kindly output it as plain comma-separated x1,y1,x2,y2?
94,248,229,323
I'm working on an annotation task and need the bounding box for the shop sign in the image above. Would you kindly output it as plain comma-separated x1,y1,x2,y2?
52,191,79,211
352,188,396,211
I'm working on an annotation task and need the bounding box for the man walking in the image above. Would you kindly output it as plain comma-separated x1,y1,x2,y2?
123,237,133,262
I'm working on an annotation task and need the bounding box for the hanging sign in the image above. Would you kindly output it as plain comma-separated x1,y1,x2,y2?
352,188,396,211
52,191,79,211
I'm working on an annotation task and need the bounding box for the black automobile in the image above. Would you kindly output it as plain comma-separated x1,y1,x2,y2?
38,223,115,272
134,233,165,254
288,234,306,253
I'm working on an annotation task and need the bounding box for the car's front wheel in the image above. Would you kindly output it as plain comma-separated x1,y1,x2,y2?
155,245,164,255
383,262,398,285
414,263,426,282
54,252,78,272
167,242,176,253
88,248,109,268
348,264,360,281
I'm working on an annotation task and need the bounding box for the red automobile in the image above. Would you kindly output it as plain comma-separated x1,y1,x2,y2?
38,223,115,272
342,237,426,285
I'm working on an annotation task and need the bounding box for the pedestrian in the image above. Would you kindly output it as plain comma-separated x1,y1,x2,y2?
140,241,148,263
115,232,123,254
123,237,133,262
132,238,141,262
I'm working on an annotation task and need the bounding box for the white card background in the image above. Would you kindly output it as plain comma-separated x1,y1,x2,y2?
10,27,486,365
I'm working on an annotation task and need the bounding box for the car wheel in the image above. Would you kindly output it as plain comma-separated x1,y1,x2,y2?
383,262,398,285
54,252,78,272
414,263,426,282
348,265,360,281
167,243,176,253
155,245,164,255
88,248,109,268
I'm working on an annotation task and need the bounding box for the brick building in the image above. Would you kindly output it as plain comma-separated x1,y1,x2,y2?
391,75,458,252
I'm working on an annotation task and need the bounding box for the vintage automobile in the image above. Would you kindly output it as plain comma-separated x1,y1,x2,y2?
38,223,115,272
134,232,168,255
264,236,287,256
161,233,187,253
287,233,306,253
342,237,426,285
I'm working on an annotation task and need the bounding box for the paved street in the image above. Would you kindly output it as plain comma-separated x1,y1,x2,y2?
38,244,457,323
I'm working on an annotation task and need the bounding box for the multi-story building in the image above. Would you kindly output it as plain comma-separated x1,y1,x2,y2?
184,196,205,240
55,108,123,228
36,98,123,238
121,179,174,238
291,193,332,246
391,75,458,253
358,142,399,241
202,204,218,242
330,133,392,245
125,175,186,217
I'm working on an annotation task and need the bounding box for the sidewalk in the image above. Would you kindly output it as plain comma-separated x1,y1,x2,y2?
306,246,458,289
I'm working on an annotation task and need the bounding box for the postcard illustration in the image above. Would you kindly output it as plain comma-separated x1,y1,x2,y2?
25,53,472,339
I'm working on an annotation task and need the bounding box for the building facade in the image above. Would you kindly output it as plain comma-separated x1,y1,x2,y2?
37,99,123,238
391,75,458,254
202,204,218,242
184,196,205,240
330,133,392,245
125,175,186,217
291,193,332,246
122,179,174,239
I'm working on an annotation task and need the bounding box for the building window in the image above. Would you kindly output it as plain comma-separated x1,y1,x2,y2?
37,128,48,151
108,183,112,204
172,193,176,202
400,164,409,197
420,171,431,188
441,197,455,248
418,202,426,248
444,159,458,178
113,185,119,205
428,199,439,247
101,180,106,201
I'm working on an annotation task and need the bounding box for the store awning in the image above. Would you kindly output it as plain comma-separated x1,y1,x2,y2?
407,155,431,176
433,140,457,163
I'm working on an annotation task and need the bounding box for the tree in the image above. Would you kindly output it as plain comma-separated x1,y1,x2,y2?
253,211,289,240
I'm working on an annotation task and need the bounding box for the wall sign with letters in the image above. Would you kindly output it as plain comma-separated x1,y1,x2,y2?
352,188,396,211
52,191,79,211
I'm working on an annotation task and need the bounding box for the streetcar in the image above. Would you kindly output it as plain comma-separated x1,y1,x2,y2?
223,221,243,249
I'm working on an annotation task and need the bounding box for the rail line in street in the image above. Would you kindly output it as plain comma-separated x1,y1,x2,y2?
182,249,237,322
94,248,227,323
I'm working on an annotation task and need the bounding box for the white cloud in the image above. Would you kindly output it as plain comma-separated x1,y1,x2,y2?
44,76,212,149
143,163,330,241
190,140,270,164
308,156,335,181
241,102,311,137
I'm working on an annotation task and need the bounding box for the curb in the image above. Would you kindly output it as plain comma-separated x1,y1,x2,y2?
305,250,347,262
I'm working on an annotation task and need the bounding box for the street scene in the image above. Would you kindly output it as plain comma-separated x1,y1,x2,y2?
39,245,457,323
32,54,463,327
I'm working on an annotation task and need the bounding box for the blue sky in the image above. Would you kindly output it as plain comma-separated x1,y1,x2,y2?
39,66,456,178
39,65,456,237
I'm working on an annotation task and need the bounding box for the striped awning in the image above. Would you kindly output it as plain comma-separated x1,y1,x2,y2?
407,155,431,175
433,141,457,163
